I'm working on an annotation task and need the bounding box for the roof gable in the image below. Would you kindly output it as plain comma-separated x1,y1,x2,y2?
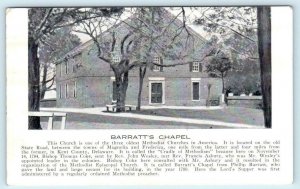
57,8,209,64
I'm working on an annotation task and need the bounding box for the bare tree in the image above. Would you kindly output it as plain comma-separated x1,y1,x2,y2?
74,7,208,111
206,54,232,94
28,8,123,129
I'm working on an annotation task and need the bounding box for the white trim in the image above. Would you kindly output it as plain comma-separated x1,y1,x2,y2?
148,77,165,81
191,78,201,81
191,78,201,101
149,80,165,105
110,76,116,81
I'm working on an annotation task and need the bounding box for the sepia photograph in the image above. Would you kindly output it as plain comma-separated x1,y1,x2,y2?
27,7,271,130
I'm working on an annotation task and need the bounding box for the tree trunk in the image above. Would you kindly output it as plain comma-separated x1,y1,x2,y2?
206,84,212,107
137,66,147,111
221,74,225,94
40,63,48,100
122,70,129,106
114,71,129,112
257,7,272,128
28,37,42,129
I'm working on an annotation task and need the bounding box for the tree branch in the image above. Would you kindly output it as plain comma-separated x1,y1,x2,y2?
204,15,256,43
111,31,116,52
34,8,53,40
120,32,132,55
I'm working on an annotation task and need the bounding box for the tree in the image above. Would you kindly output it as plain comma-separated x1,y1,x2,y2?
39,27,81,99
206,83,212,107
193,7,257,44
28,8,123,129
225,58,261,95
257,7,271,128
75,7,204,112
74,8,141,112
206,55,232,94
137,66,147,111
193,7,272,128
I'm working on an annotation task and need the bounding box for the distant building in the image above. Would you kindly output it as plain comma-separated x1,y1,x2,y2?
55,9,222,108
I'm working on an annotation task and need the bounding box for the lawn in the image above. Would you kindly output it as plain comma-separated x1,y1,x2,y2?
131,107,264,126
41,112,235,129
41,106,264,129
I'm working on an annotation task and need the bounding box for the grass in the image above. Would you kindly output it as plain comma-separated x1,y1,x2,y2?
131,107,264,126
41,106,264,129
41,113,233,129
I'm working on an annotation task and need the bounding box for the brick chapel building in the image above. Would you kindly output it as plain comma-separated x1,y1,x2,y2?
55,8,222,108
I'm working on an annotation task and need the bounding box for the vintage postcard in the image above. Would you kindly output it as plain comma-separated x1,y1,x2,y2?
6,6,293,185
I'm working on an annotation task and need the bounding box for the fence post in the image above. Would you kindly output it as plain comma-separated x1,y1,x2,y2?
47,113,54,130
61,114,66,130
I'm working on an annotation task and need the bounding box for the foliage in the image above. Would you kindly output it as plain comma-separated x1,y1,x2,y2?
225,59,261,95
193,7,260,96
38,27,81,99
193,7,257,42
39,27,81,63
29,8,124,43
206,55,232,78
28,8,124,128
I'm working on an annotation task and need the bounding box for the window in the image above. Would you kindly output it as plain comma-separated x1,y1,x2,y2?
59,85,62,99
148,77,165,105
73,81,77,98
190,61,202,72
192,62,200,72
59,64,62,77
71,59,76,73
65,62,69,74
153,56,161,71
65,83,68,98
112,55,121,64
191,78,201,101
151,83,163,103
192,82,200,100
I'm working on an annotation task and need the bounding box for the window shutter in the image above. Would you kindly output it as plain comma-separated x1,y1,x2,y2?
189,62,193,72
199,63,202,72
160,57,163,72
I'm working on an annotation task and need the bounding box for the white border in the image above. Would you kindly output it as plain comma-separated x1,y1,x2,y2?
6,7,293,185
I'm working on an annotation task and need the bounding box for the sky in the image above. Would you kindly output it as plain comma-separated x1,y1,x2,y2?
74,7,212,44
